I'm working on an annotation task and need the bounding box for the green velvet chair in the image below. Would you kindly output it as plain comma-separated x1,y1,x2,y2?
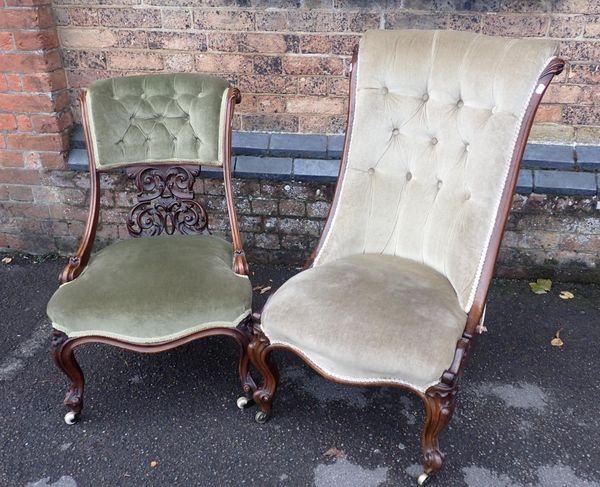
47,74,255,424
248,30,564,484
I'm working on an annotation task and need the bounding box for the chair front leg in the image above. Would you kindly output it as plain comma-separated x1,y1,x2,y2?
235,317,257,409
50,331,85,425
418,381,458,484
248,327,279,424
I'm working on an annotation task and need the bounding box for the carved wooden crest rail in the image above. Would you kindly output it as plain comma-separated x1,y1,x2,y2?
126,165,210,237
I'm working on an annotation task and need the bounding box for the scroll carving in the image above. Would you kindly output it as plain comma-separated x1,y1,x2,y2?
126,165,209,237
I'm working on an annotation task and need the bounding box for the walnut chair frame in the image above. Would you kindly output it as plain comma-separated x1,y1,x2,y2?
50,83,257,425
248,38,565,484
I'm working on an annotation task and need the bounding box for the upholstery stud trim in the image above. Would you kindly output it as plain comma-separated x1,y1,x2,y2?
268,338,441,393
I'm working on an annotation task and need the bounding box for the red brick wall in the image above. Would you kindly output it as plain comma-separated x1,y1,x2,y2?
0,0,73,251
52,1,600,143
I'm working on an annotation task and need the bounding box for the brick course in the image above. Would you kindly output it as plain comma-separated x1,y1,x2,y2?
47,2,600,142
0,1,73,256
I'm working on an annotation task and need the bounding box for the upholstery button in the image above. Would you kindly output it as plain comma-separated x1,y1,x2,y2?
422,93,429,102
368,167,375,175
140,94,146,99
392,128,399,136
465,143,470,152
457,99,464,108
465,191,471,200
406,171,412,181
382,87,389,95
492,106,498,114
437,180,443,189
431,137,438,145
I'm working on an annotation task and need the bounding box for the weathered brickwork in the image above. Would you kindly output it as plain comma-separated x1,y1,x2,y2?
13,168,600,280
52,0,600,142
0,0,73,251
500,193,600,281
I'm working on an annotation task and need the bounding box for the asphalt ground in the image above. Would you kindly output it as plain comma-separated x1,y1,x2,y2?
0,253,599,487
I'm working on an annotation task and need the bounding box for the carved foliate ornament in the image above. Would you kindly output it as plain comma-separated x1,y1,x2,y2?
126,165,210,237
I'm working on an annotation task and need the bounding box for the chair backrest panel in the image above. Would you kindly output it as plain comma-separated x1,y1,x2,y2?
85,73,230,169
314,30,559,312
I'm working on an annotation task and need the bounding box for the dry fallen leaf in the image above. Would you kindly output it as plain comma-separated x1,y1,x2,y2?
149,461,158,468
1,257,12,264
529,278,552,294
551,329,564,348
323,447,346,460
559,291,574,300
260,286,272,294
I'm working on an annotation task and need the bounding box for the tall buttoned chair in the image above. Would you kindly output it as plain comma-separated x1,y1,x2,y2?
248,30,564,483
47,74,255,424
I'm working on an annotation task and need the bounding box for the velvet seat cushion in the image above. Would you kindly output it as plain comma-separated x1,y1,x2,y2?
47,235,252,344
261,254,467,391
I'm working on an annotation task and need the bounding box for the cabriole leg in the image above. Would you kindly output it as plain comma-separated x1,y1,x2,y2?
418,382,458,484
235,318,257,409
50,330,84,425
248,328,278,424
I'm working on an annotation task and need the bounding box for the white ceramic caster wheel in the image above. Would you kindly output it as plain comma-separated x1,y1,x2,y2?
236,396,251,409
64,411,79,425
255,411,269,424
417,473,430,485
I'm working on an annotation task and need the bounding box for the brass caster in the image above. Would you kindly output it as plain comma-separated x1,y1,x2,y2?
64,411,80,425
255,411,269,424
417,473,431,485
236,396,252,409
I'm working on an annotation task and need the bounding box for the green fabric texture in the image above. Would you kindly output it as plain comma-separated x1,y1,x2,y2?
47,235,252,344
262,254,467,391
86,73,229,169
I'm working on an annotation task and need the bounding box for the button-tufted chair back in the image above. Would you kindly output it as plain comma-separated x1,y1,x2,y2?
85,73,230,169
314,30,559,312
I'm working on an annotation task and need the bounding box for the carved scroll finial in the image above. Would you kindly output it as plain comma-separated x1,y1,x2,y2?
126,165,210,237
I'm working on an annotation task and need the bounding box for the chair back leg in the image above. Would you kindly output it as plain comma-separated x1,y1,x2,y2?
248,326,279,424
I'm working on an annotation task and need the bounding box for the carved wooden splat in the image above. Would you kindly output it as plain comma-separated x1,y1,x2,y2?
126,165,210,237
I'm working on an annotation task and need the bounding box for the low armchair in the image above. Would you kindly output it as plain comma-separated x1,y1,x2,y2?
47,74,255,424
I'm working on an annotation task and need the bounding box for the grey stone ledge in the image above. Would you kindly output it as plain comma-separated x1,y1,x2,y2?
232,131,269,156
576,146,600,171
327,135,345,159
71,124,85,149
294,158,340,182
522,143,575,170
269,133,327,159
534,170,597,196
516,170,533,194
235,156,292,180
66,128,599,196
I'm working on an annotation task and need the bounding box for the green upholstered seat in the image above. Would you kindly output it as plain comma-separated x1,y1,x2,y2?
86,73,230,169
47,235,252,344
261,254,467,391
